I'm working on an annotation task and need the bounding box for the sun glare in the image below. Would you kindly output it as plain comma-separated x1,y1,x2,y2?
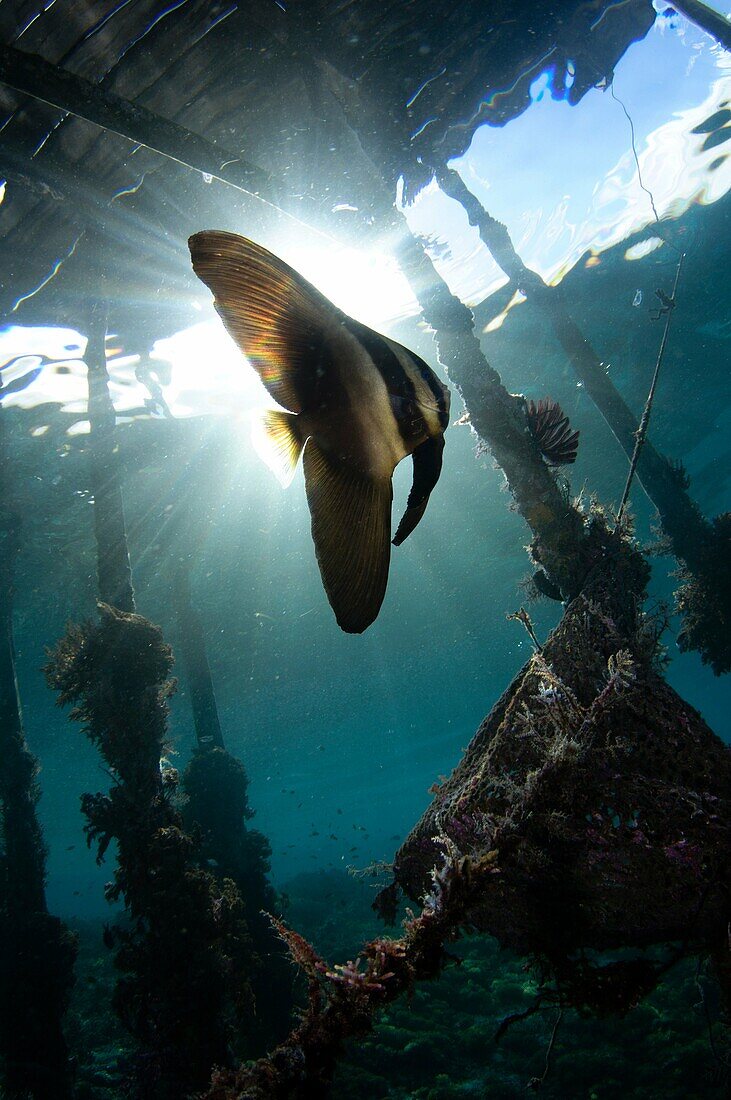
151,321,270,419
269,239,419,333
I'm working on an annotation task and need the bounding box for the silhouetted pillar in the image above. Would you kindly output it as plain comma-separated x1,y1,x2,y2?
173,566,225,751
392,225,595,602
0,405,76,1100
85,300,135,612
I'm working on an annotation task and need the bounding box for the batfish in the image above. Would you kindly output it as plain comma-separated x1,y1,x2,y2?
189,230,450,633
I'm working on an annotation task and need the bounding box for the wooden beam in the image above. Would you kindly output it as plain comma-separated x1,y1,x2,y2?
436,168,712,557
671,0,731,50
0,44,273,200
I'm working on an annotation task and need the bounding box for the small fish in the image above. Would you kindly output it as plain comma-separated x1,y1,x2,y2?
189,231,451,633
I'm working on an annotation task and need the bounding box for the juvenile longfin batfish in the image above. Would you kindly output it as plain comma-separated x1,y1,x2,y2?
189,231,450,633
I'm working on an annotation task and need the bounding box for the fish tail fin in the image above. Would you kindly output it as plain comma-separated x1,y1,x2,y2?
303,439,392,634
252,408,304,487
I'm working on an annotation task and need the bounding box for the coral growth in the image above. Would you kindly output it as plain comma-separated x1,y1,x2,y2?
202,840,507,1099
674,510,731,675
387,522,731,979
200,514,730,1099
46,605,253,1098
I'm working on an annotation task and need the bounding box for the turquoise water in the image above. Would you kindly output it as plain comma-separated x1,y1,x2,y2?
1,2,730,1097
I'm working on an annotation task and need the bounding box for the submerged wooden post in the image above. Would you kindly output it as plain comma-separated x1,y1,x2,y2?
85,301,135,613
46,401,249,1093
0,406,76,1100
159,452,292,1048
392,224,598,603
173,565,225,751
434,168,702,530
435,166,731,674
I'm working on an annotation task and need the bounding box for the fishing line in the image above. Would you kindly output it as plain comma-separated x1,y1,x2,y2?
610,82,661,225
609,79,684,261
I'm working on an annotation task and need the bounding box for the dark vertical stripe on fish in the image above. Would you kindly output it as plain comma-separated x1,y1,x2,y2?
343,318,424,444
409,349,450,430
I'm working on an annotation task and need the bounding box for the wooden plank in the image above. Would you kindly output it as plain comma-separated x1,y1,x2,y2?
0,43,273,198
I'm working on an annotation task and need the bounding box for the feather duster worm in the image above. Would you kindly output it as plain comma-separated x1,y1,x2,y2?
526,398,579,466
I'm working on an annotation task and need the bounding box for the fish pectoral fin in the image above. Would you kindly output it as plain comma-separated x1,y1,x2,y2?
189,230,338,414
303,440,392,634
251,409,303,487
392,434,445,547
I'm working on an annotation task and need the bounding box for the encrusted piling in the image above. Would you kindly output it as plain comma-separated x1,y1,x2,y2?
46,323,254,1097
0,407,76,1100
46,606,252,1099
182,745,294,1052
392,226,597,603
173,550,291,1047
434,167,731,674
387,512,730,958
670,0,731,50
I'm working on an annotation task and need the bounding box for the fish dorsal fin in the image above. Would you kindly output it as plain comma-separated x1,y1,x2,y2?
189,230,338,413
303,439,392,633
393,434,445,546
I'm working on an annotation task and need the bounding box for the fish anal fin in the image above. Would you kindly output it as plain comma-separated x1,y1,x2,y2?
393,434,445,546
303,440,392,633
252,409,304,487
189,231,338,413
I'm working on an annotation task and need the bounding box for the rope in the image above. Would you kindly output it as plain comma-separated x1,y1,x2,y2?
609,77,686,522
616,250,685,522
